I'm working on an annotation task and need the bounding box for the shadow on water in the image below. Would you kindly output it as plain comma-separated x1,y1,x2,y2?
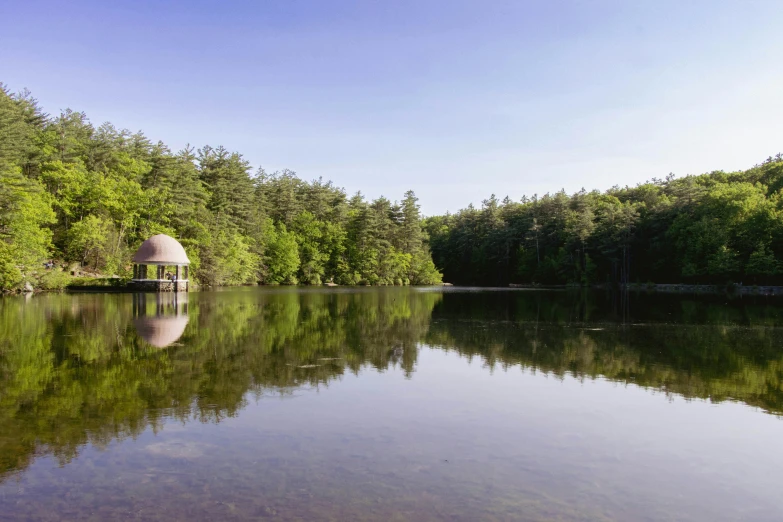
2,287,783,483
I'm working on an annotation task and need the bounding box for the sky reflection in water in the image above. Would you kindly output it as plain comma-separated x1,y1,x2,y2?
1,287,782,521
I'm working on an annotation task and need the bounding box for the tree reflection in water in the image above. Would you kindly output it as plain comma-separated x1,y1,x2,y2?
1,288,783,481
133,293,189,348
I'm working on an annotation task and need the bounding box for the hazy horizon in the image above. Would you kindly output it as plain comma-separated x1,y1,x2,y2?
2,0,782,215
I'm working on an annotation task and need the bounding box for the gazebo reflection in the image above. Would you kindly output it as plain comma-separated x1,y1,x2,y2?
132,292,189,348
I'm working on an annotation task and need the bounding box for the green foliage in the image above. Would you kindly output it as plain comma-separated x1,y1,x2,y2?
205,228,259,286
427,156,783,286
0,85,442,290
291,211,328,284
0,288,444,479
0,243,23,289
65,276,127,287
36,269,72,290
746,244,779,279
0,164,55,289
265,224,300,284
3,289,783,483
66,215,111,269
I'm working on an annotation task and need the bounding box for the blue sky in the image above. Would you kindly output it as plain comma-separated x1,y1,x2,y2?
2,1,782,215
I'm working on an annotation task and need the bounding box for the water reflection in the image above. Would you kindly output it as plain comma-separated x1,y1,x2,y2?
1,288,783,485
133,293,189,348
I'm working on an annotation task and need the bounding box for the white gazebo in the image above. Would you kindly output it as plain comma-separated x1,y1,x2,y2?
131,234,190,291
132,292,189,347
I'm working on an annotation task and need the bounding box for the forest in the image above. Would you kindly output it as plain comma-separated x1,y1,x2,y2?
0,84,442,291
426,154,783,286
3,82,783,291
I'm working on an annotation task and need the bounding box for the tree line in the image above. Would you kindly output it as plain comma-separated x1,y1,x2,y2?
5,82,783,290
426,155,783,286
0,84,442,291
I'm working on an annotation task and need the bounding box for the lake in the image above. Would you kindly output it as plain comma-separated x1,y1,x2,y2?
1,287,783,521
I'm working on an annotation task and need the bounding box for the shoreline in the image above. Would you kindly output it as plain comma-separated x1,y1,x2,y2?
8,281,783,296
508,283,783,296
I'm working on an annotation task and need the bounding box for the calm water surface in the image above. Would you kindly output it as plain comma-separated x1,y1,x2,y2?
1,287,783,521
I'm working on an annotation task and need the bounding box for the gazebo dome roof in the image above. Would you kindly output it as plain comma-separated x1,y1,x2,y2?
132,234,190,265
134,316,189,348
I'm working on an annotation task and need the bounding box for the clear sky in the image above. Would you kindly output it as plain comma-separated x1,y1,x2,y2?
2,0,782,215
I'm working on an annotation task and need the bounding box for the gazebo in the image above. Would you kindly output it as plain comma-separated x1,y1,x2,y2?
133,293,189,348
131,234,190,292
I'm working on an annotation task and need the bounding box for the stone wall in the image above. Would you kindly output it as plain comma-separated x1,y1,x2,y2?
130,280,188,292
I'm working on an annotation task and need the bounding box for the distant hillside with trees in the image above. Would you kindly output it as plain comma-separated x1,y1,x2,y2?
0,84,441,291
3,83,782,292
426,155,783,286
